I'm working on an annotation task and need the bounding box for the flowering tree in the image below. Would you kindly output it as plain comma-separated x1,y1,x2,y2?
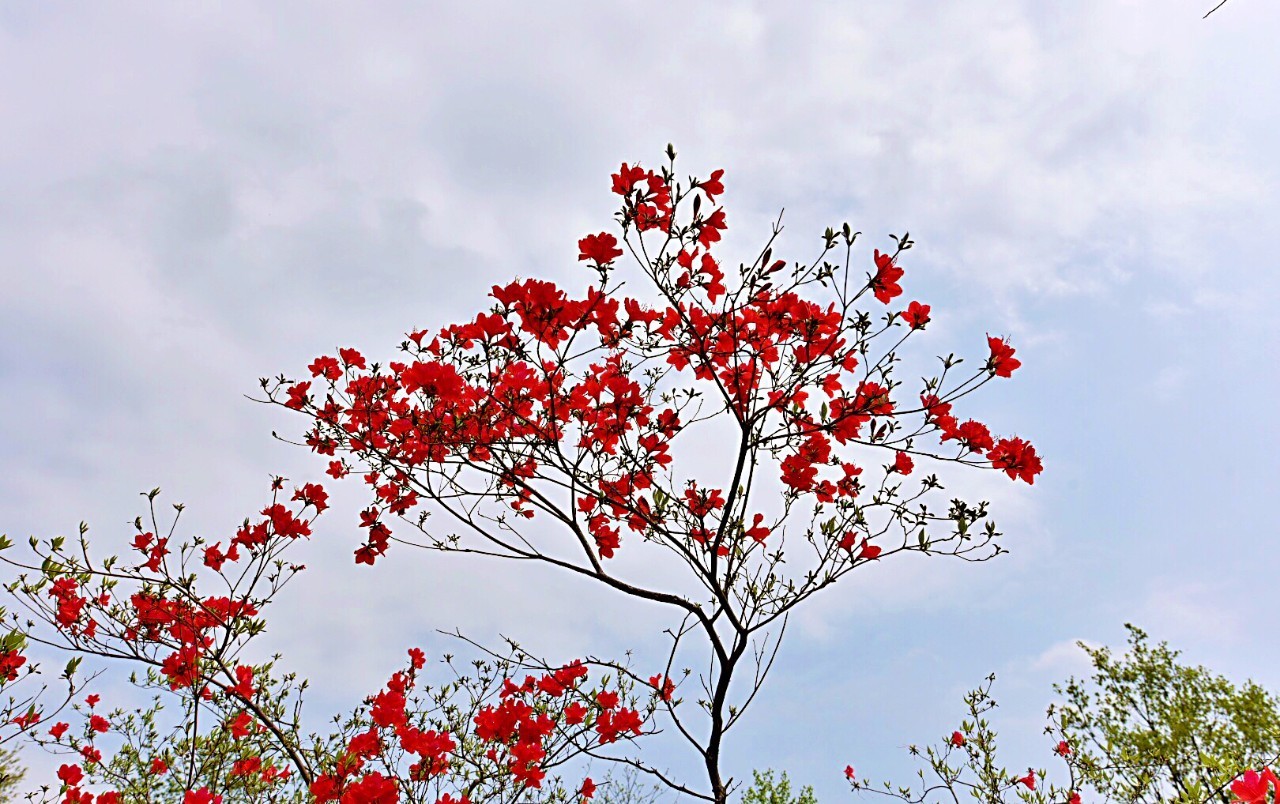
3,485,650,803
3,146,1042,803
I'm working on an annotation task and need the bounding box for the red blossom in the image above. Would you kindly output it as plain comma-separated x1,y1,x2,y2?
0,649,26,682
339,347,367,369
284,381,311,410
578,232,624,266
988,437,1043,484
987,336,1021,378
700,169,725,199
902,300,931,329
1232,769,1279,804
57,763,84,787
309,356,342,381
870,250,904,303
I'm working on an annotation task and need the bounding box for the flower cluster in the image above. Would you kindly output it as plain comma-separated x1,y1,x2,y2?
274,153,1040,581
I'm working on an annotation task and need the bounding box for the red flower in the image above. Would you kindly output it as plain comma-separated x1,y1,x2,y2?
309,356,342,381
564,702,587,725
57,763,84,787
292,482,329,512
580,778,597,801
845,765,856,781
203,544,227,571
700,169,725,199
870,250,904,304
859,543,882,560
595,690,619,710
951,731,965,747
1017,771,1037,790
1231,770,1278,804
697,208,727,248
744,513,771,543
90,714,110,733
892,452,914,475
150,757,168,775
0,649,26,682
578,232,624,266
648,674,676,701
1056,739,1071,756
339,347,366,369
161,646,201,689
229,664,256,699
595,706,643,744
947,419,994,453
902,301,931,329
611,163,647,195
284,381,311,410
987,437,1043,484
227,711,253,739
49,722,69,739
986,336,1021,378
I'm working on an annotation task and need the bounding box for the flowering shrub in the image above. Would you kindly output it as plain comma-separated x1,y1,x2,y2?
4,146,1041,802
849,677,1084,804
2,484,648,803
856,628,1280,804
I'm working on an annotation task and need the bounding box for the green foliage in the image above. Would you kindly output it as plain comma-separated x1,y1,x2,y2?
0,746,25,799
741,769,818,804
1053,624,1280,804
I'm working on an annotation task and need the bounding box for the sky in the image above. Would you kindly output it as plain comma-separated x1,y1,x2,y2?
2,1,1279,800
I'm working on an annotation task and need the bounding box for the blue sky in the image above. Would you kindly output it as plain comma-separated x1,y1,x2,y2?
2,2,1278,800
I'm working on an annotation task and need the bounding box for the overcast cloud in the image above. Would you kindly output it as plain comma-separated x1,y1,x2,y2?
2,2,1278,799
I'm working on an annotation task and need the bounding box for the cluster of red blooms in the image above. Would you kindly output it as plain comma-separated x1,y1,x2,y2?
45,493,319,694
13,476,671,804
278,158,1040,575
308,651,624,803
308,649,454,802
473,661,637,791
45,696,133,803
56,758,226,804
15,485,326,800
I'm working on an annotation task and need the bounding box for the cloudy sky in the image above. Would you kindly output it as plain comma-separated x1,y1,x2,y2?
3,1,1278,799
